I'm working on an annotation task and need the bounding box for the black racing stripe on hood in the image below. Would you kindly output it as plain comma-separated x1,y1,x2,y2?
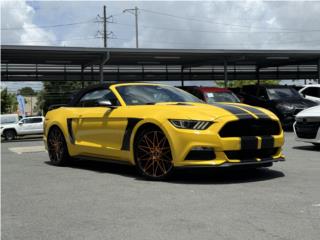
235,105,271,119
211,103,255,120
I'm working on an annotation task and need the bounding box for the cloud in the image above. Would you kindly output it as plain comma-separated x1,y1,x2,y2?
1,0,320,49
1,0,56,45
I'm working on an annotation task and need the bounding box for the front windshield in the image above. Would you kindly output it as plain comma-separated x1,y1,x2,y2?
266,88,301,100
116,85,202,105
205,92,240,103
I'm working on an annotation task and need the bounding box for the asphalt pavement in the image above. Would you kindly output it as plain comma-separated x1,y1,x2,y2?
1,132,320,240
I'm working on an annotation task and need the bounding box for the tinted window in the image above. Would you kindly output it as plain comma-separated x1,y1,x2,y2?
302,87,320,97
266,87,301,100
77,89,119,107
116,85,202,105
205,92,240,103
22,118,33,124
29,118,43,123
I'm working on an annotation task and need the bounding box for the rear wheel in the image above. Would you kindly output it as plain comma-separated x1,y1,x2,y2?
47,127,70,165
134,127,173,180
4,129,16,141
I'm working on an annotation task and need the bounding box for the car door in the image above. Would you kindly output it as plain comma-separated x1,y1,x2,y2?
72,88,127,159
31,117,44,134
17,118,33,134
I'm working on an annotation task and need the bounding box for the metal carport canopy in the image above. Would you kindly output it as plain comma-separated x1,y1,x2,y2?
1,45,320,83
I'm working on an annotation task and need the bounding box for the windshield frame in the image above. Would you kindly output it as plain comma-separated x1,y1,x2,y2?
114,84,202,106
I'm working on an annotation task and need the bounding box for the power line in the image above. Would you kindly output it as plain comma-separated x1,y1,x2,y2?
110,21,320,34
139,8,320,33
1,19,96,31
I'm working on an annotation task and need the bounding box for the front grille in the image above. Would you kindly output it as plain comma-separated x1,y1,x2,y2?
219,119,280,137
294,121,320,139
224,148,279,162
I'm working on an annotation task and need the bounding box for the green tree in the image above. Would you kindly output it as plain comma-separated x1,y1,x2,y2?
36,81,97,114
1,88,18,113
216,79,280,88
19,87,36,96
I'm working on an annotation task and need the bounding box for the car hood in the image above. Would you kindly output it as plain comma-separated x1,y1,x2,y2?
296,105,320,118
0,123,17,128
274,98,317,109
126,102,277,121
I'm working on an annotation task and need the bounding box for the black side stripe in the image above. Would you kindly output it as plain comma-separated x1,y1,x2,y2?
261,136,274,149
236,105,271,119
211,103,254,120
241,136,258,150
67,118,75,144
121,118,142,151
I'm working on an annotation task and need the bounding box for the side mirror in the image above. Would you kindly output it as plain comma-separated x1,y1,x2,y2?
18,122,23,125
97,100,117,109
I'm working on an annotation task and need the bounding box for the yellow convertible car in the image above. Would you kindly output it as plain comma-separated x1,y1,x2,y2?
44,83,285,179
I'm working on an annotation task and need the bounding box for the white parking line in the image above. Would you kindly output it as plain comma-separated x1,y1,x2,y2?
9,146,46,154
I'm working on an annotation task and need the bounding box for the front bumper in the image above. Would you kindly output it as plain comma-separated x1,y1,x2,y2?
175,156,285,168
163,115,285,168
293,121,320,144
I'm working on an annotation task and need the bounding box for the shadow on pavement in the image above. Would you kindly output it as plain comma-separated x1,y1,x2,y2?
293,145,320,152
1,136,43,143
45,159,285,184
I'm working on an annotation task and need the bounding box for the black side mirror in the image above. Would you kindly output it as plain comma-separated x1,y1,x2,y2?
98,100,117,109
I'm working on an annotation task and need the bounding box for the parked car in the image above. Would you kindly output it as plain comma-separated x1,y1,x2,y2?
240,85,317,128
44,83,285,180
293,105,320,146
180,86,241,103
1,116,44,141
299,84,320,104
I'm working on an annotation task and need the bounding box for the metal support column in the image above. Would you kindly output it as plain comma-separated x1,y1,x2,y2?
256,66,260,86
181,66,184,86
99,52,110,83
318,58,320,84
81,66,84,88
224,60,228,88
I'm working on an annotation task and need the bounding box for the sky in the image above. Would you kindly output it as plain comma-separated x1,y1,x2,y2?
2,0,320,49
1,0,320,91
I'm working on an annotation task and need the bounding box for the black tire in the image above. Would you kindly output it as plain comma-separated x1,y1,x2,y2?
134,127,174,180
4,129,16,141
47,127,70,166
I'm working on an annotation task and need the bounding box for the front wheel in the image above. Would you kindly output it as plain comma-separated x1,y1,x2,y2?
134,127,174,180
4,129,16,141
47,127,70,165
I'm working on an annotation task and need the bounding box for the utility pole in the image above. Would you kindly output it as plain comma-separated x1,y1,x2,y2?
96,5,114,48
123,6,139,48
103,5,107,48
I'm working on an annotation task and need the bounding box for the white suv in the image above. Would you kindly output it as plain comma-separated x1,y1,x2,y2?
299,85,320,104
0,116,44,141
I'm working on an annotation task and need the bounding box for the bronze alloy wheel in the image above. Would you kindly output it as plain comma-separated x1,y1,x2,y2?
135,128,173,179
47,127,69,165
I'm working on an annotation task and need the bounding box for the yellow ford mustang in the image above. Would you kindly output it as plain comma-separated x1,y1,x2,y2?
44,83,285,179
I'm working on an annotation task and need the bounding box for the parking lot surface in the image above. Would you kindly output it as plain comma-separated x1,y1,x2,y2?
1,132,320,240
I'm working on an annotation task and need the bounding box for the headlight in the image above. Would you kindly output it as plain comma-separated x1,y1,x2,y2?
169,119,213,130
